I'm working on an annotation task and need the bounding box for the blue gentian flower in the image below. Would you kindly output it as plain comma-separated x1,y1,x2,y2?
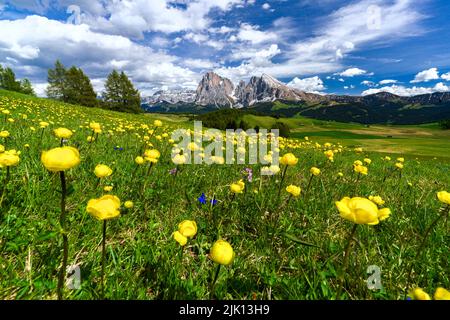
198,193,207,204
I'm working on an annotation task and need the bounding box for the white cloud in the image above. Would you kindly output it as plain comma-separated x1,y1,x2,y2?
379,79,398,85
77,0,244,38
0,15,199,94
32,82,48,97
362,82,449,96
262,3,271,10
441,72,450,81
236,23,278,44
338,67,368,77
411,67,439,83
361,80,376,87
182,58,217,69
287,76,325,93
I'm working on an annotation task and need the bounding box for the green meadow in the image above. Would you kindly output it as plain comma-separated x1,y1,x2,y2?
0,89,449,300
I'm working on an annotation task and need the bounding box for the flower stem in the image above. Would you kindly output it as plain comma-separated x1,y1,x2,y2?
101,220,107,299
276,165,288,202
209,264,221,299
0,166,11,207
57,171,68,300
337,224,357,299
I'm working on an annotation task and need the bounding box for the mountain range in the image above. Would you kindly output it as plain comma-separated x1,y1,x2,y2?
141,72,450,124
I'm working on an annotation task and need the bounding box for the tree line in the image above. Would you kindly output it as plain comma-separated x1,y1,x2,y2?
47,60,142,113
0,65,35,96
194,109,291,137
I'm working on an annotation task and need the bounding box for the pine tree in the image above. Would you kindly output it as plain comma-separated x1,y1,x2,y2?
65,67,97,107
0,65,3,88
0,67,21,92
20,78,36,96
119,71,141,113
47,60,67,100
103,70,122,110
103,70,141,113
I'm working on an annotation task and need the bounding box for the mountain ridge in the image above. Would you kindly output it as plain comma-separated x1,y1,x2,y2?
141,72,450,124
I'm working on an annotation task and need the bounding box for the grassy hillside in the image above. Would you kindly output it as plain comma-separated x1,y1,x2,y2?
0,89,449,300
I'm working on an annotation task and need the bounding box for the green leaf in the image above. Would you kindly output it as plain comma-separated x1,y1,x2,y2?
37,231,58,241
282,233,319,248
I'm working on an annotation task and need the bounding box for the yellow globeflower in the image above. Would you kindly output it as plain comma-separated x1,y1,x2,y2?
0,130,10,138
0,144,4,153
434,287,450,300
364,158,372,165
86,195,121,221
103,186,113,192
209,239,235,266
178,220,197,238
411,288,431,300
280,153,298,166
135,156,145,165
437,191,450,205
369,195,385,206
41,147,80,172
173,231,187,246
89,122,101,131
144,149,160,163
335,197,391,225
310,167,321,176
395,162,404,170
153,120,163,127
286,185,301,197
0,150,20,167
94,164,113,178
172,154,187,165
354,164,368,175
53,127,73,139
230,179,245,194
39,121,49,128
124,201,134,209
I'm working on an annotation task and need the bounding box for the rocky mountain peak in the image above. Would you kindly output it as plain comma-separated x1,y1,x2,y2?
195,71,235,107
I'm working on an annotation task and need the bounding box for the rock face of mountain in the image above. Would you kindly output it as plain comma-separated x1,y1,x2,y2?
237,74,322,106
195,72,235,107
194,72,324,107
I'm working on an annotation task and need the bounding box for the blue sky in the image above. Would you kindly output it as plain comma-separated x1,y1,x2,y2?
1,0,450,97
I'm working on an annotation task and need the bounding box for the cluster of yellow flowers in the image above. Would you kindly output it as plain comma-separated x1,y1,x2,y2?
172,220,197,246
410,287,450,300
353,160,368,175
0,149,20,167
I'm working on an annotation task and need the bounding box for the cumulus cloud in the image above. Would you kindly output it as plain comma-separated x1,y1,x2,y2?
236,23,278,44
379,79,398,85
0,15,199,95
441,72,450,81
410,67,440,83
362,82,449,96
338,67,369,77
287,76,325,93
361,80,376,87
262,3,271,10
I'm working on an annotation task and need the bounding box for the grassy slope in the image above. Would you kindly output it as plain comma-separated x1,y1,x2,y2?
242,113,450,160
0,89,449,300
